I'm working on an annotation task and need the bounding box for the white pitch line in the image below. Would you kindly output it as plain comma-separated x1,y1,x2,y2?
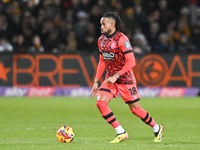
26,128,33,130
3,127,58,131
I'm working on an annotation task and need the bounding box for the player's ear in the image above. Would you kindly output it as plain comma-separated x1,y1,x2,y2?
111,20,115,27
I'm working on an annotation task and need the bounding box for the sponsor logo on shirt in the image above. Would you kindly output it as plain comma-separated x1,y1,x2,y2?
102,52,115,59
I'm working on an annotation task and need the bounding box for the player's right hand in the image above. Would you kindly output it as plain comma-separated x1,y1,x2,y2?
92,82,98,97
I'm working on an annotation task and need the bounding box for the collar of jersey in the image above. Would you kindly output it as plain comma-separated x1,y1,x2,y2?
106,30,117,38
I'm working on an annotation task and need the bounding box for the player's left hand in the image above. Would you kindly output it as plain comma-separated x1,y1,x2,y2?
106,75,118,84
92,82,99,97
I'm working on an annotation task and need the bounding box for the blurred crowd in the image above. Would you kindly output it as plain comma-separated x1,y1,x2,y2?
0,0,200,54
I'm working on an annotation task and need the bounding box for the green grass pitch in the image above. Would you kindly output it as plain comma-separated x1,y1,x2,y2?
0,97,200,150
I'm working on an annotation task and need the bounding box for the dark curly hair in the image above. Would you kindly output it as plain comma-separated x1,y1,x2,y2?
103,12,126,32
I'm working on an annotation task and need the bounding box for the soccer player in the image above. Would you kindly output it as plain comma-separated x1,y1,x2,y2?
92,12,163,143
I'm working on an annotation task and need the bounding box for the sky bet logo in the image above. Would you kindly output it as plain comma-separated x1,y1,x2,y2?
102,52,115,60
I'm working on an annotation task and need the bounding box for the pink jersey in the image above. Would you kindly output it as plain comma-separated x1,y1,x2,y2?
98,31,136,84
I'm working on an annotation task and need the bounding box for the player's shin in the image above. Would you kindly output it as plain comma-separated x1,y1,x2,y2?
130,106,156,127
96,100,124,132
131,106,163,141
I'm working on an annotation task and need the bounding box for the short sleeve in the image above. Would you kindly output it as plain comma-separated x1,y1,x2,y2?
119,35,133,53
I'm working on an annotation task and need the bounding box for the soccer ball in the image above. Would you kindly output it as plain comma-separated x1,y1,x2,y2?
56,126,75,143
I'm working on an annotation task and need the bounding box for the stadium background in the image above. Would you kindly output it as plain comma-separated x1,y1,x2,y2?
0,0,200,97
1,1,200,150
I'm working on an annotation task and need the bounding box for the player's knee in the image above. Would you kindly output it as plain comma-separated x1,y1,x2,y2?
96,100,100,108
128,102,140,110
130,106,140,115
96,100,103,109
96,100,107,109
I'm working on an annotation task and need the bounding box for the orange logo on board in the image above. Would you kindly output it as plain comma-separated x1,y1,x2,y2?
138,55,168,86
0,62,10,82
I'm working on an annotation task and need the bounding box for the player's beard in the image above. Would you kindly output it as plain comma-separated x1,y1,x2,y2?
102,28,112,36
